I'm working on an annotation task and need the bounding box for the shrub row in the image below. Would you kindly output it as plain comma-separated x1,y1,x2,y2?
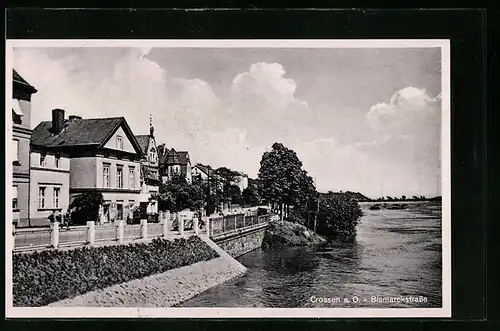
13,236,219,307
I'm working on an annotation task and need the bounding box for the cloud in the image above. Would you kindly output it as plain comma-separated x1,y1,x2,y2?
228,62,313,146
367,86,441,137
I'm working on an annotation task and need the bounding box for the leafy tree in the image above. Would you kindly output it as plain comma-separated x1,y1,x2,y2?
214,167,241,209
69,192,104,225
386,196,393,201
228,184,243,206
158,173,206,213
401,195,407,201
258,142,305,221
316,192,363,237
242,182,262,207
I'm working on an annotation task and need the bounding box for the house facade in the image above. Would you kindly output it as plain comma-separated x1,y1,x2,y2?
158,146,192,184
29,146,71,226
12,70,38,227
135,122,160,218
31,109,143,225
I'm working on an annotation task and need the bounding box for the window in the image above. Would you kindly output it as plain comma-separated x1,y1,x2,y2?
117,166,123,188
40,153,47,167
149,148,156,163
12,140,19,163
55,155,61,168
38,187,46,209
53,188,60,208
129,167,135,188
117,201,124,220
12,186,18,210
103,164,110,188
116,136,123,150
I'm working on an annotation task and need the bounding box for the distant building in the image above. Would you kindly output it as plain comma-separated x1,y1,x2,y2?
233,173,249,192
31,109,144,225
11,70,38,227
134,119,160,217
158,145,192,184
192,163,224,190
192,163,210,181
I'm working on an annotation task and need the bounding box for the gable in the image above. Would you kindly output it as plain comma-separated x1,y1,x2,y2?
103,125,139,154
146,136,159,164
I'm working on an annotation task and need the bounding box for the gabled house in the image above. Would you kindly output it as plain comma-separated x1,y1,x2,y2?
134,121,160,218
30,109,144,225
12,69,38,227
158,145,192,184
192,163,210,181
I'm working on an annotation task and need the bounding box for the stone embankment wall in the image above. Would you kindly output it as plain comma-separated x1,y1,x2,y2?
48,236,247,307
214,228,266,258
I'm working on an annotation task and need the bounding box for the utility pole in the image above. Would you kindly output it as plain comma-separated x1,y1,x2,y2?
313,176,318,234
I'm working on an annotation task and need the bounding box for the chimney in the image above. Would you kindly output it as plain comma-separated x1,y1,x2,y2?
51,109,65,134
69,115,82,121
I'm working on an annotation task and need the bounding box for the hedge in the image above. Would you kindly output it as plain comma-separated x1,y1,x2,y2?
13,236,219,307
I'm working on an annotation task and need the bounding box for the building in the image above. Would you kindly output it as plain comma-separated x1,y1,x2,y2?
233,173,249,192
11,70,38,227
158,145,192,184
30,109,144,225
192,163,210,181
134,119,161,217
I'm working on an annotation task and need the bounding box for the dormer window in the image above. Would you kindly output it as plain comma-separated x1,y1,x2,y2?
116,136,123,150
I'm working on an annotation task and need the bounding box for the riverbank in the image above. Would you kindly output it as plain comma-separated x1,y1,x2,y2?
48,255,246,307
262,220,326,248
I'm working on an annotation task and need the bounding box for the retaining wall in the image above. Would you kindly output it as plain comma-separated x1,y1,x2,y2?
47,236,247,308
214,227,266,258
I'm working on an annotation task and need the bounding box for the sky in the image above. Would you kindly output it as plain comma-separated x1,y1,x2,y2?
13,46,443,198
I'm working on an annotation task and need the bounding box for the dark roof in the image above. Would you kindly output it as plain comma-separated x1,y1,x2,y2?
13,69,37,92
160,148,190,166
194,163,210,175
31,117,143,155
135,135,150,153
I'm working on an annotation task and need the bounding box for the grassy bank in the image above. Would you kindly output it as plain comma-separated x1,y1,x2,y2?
13,236,219,307
262,221,326,249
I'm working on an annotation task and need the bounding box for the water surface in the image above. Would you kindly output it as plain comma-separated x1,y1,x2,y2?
180,202,442,308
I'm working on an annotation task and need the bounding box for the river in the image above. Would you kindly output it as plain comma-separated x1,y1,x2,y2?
179,202,442,308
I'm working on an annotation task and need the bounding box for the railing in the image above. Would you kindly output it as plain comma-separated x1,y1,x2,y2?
14,227,52,249
206,213,271,238
13,215,198,253
13,212,272,252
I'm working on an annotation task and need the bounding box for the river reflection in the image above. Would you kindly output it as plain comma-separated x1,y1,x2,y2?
179,202,442,308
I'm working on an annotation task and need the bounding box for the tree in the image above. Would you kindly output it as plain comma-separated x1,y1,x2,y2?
386,196,393,201
242,182,262,207
158,173,206,213
69,192,104,225
258,142,305,222
316,192,363,238
401,195,407,201
214,167,241,210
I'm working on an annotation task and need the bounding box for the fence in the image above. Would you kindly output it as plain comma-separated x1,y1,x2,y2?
13,216,199,252
206,213,270,237
13,212,271,252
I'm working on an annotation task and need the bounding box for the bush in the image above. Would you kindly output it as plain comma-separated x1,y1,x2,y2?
69,192,104,225
316,192,363,238
262,221,325,248
13,236,219,307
